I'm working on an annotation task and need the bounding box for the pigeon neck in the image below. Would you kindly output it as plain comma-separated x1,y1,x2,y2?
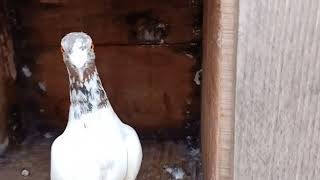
68,67,109,119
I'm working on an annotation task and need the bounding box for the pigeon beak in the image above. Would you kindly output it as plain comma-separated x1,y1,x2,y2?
69,49,88,68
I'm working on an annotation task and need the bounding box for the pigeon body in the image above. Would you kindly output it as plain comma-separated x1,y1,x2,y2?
50,32,142,180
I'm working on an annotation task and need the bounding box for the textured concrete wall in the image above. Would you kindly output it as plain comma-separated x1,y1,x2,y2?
235,0,320,179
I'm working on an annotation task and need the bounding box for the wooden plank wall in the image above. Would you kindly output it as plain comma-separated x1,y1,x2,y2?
18,0,199,46
201,0,237,179
235,0,320,179
11,0,202,133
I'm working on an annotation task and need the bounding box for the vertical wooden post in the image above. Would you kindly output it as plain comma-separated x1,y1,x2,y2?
0,2,16,154
0,67,8,154
201,0,237,179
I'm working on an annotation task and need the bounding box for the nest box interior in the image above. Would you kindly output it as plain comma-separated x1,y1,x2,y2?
0,0,228,179
0,0,239,177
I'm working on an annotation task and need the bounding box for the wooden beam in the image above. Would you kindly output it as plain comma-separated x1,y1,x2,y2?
0,7,16,155
201,0,237,179
19,0,200,46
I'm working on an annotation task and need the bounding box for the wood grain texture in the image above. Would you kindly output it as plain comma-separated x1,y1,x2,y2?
235,0,320,179
202,0,237,179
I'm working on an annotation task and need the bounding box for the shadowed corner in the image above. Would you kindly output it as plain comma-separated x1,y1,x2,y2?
0,136,9,155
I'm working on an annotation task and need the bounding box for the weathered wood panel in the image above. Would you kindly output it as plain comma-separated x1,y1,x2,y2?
32,46,196,130
201,0,237,179
18,0,200,46
235,0,320,179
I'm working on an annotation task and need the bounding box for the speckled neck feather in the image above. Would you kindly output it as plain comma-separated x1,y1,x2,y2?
67,63,109,119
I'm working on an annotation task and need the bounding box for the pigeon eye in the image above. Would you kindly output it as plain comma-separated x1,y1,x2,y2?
61,47,65,53
91,44,94,50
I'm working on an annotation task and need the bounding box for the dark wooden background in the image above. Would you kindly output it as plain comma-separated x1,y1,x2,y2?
7,0,202,134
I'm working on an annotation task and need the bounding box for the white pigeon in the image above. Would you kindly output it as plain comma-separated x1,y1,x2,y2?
50,32,142,180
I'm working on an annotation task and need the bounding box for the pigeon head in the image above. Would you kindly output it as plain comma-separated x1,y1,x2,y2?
61,32,96,81
61,32,95,68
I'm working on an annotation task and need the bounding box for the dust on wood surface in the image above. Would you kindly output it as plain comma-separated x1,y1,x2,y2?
0,138,202,180
235,0,320,179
